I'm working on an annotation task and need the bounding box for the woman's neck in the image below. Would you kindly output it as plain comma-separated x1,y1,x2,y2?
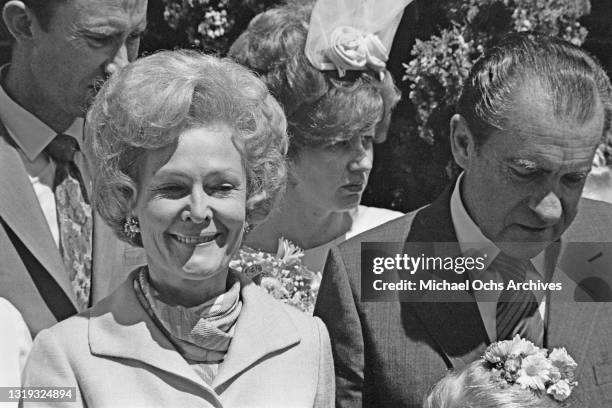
245,190,356,252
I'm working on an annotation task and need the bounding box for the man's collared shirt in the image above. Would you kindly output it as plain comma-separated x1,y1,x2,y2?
449,173,548,342
0,66,87,248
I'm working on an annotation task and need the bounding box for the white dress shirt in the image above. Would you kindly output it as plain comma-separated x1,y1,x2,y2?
449,174,548,342
0,68,86,248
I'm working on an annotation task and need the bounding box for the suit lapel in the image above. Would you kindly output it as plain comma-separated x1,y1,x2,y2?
0,126,77,308
406,186,489,369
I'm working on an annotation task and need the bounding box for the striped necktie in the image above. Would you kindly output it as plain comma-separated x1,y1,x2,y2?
493,252,544,346
46,134,92,311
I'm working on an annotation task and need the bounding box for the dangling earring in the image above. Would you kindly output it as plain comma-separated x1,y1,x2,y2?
243,222,254,236
123,216,140,240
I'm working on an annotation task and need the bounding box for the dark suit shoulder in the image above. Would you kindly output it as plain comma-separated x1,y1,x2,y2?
565,198,612,241
326,210,422,293
577,197,612,218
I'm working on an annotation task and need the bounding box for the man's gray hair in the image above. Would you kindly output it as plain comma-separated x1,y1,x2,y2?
457,32,612,146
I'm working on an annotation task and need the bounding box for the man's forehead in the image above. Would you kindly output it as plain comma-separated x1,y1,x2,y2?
61,0,147,24
499,120,602,148
493,81,604,144
508,80,602,125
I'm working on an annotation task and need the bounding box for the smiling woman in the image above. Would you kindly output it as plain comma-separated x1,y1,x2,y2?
134,124,249,305
20,50,335,408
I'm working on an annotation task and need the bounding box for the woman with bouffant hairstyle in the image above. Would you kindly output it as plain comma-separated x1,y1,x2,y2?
229,0,411,273
21,50,334,408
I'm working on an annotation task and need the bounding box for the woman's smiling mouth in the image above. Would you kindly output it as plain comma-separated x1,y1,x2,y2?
171,233,219,245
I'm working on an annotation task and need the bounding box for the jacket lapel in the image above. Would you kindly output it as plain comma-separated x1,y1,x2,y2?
89,271,301,394
406,185,489,369
89,274,210,389
212,273,301,389
0,126,77,308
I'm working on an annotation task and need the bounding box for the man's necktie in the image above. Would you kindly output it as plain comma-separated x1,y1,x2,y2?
494,252,544,346
46,134,92,311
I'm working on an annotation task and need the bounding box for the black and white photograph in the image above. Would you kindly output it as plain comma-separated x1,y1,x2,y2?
1,0,612,407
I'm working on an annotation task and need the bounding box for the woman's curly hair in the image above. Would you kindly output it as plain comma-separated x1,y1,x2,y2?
228,0,400,158
85,50,288,246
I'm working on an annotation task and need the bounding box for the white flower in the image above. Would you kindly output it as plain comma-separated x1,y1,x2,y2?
327,26,388,77
516,354,555,391
483,335,541,364
547,379,573,401
483,339,513,364
548,347,577,378
509,335,542,357
276,237,304,263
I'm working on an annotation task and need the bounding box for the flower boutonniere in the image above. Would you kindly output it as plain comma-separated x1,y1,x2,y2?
230,238,321,314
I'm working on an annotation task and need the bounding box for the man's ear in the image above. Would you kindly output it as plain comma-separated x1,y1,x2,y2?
3,1,35,44
449,114,477,170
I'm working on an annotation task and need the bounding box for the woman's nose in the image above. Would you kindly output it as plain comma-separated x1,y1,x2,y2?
181,192,213,224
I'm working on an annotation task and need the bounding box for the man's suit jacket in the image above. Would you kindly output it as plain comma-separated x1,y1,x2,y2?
314,186,612,407
22,271,335,408
0,123,145,336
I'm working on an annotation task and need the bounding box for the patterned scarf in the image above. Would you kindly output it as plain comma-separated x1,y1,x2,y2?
133,267,242,364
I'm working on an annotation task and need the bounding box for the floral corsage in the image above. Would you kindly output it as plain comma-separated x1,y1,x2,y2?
482,335,578,402
230,238,321,314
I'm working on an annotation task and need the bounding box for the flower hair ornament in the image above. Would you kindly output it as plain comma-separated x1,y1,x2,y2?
305,0,414,79
482,335,578,402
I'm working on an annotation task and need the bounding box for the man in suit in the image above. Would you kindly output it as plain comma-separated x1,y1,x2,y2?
0,0,147,336
315,33,612,407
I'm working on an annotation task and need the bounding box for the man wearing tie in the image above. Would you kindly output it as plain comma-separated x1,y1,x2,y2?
0,0,147,336
315,33,612,407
